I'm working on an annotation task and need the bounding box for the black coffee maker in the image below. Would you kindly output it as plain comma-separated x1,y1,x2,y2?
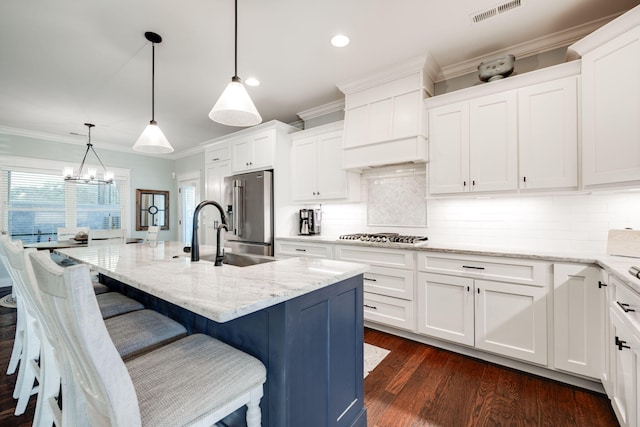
299,209,321,235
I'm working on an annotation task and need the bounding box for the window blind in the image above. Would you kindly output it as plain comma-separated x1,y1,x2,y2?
1,169,123,244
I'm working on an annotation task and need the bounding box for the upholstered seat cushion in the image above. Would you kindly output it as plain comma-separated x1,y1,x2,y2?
92,282,110,295
96,292,144,319
126,334,267,427
104,310,187,360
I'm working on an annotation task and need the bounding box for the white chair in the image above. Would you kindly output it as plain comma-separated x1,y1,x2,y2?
88,228,125,246
0,239,24,377
2,238,190,426
29,250,267,427
57,227,89,241
144,225,160,245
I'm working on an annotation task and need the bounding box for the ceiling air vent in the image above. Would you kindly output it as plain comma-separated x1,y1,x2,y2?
471,0,523,24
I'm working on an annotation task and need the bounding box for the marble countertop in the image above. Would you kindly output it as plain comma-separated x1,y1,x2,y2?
55,241,367,323
276,235,640,294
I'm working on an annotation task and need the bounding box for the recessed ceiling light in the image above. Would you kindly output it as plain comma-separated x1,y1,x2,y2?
331,34,350,48
245,77,260,86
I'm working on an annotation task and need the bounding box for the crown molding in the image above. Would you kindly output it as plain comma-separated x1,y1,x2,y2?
297,99,345,121
437,12,621,81
337,56,427,94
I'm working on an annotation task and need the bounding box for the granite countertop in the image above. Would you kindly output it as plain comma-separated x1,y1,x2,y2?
55,241,367,323
276,235,640,294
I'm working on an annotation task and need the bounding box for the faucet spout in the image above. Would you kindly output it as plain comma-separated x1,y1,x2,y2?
191,200,228,263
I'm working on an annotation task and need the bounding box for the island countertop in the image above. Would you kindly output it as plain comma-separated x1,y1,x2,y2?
55,241,368,323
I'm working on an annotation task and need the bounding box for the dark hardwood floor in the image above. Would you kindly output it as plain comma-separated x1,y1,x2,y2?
364,328,619,427
0,285,619,427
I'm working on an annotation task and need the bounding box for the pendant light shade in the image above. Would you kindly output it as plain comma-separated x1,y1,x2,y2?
209,76,262,127
209,0,262,127
134,31,174,154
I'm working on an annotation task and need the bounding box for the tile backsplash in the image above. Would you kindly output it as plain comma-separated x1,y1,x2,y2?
317,169,640,254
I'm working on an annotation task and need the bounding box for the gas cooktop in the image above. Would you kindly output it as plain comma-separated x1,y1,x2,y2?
338,233,428,245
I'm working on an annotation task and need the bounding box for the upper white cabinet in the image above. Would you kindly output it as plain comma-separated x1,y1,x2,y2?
577,25,640,187
426,62,580,196
231,129,276,173
291,121,360,202
428,91,518,194
338,57,432,169
518,76,578,190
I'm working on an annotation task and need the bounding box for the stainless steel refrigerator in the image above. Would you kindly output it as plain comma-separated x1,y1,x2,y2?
223,170,274,256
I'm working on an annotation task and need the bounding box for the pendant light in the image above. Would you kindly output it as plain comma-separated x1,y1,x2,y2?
208,0,262,127
133,31,174,153
63,123,114,184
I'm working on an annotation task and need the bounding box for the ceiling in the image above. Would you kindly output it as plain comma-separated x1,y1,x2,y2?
1,0,637,156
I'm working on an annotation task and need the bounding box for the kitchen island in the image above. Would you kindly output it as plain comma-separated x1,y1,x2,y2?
55,241,368,427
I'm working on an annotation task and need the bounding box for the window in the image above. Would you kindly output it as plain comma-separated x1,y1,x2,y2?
0,156,130,244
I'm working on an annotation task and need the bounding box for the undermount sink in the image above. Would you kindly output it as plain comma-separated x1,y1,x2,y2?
200,252,276,267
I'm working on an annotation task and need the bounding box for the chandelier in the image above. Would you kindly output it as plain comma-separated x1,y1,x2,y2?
62,123,114,184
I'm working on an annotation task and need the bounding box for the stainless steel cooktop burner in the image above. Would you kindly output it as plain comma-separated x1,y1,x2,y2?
338,233,428,244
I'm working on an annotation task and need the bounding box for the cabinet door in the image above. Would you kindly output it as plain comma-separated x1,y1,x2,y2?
519,77,578,190
475,279,547,365
251,131,275,170
428,102,470,194
610,308,639,427
292,136,318,201
417,272,474,346
469,91,518,192
317,130,349,200
231,138,252,172
583,26,640,187
601,271,614,396
553,264,602,378
204,160,231,245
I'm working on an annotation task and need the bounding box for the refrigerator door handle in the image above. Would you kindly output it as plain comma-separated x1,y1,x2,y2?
233,179,244,237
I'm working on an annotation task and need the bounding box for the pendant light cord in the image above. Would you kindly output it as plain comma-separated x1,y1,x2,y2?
151,42,156,124
234,0,238,79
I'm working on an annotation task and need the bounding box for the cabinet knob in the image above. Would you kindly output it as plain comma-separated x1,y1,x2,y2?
472,180,476,186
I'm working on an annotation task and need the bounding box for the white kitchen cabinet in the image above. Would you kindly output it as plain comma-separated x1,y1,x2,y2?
335,245,416,332
338,57,429,169
428,102,470,194
518,76,578,190
428,91,518,194
291,122,360,202
417,272,474,346
231,129,275,173
600,270,614,396
417,252,549,365
580,25,640,188
204,143,231,246
609,306,640,427
469,91,518,193
553,264,603,379
274,240,334,259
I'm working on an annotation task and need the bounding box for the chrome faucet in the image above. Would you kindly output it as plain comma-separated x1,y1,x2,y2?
191,200,228,266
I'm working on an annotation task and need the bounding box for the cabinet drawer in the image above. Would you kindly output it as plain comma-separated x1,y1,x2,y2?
613,276,640,328
275,241,334,259
363,266,414,300
335,245,414,269
363,292,416,331
205,144,230,163
418,252,549,286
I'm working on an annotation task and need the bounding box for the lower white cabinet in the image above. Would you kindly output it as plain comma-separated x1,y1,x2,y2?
335,245,416,332
609,306,640,427
553,264,603,379
274,240,334,259
417,253,549,365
